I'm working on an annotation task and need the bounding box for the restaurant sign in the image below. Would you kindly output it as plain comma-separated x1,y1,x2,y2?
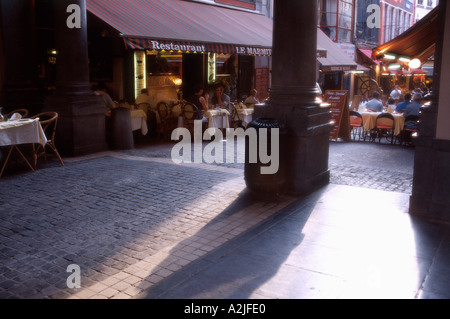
124,37,272,55
235,46,272,56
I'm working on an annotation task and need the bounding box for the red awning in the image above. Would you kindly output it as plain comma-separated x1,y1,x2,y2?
86,0,273,55
358,48,380,65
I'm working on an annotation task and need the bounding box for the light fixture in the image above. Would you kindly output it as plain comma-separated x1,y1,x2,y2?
409,58,421,69
172,78,182,86
383,53,397,60
399,56,411,63
388,63,401,70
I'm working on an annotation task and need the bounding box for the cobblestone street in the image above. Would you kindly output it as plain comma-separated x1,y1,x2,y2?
0,138,437,299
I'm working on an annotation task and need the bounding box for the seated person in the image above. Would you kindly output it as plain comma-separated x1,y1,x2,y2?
244,89,260,105
365,91,383,112
386,98,397,113
210,84,230,111
403,93,423,130
135,88,154,113
395,93,411,113
93,83,116,115
190,85,209,124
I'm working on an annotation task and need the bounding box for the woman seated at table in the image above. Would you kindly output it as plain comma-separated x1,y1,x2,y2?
210,84,230,111
386,97,397,113
191,85,209,125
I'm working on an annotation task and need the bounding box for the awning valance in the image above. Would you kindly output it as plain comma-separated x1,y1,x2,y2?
317,29,357,71
86,0,273,55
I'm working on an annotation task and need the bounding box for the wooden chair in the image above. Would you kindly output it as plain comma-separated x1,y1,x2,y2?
182,102,201,135
401,115,420,146
30,112,64,168
6,108,29,119
375,113,395,144
229,102,245,129
349,110,364,141
157,101,176,139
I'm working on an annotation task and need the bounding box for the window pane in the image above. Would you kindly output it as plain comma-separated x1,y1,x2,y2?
320,0,337,13
339,0,352,17
338,27,351,42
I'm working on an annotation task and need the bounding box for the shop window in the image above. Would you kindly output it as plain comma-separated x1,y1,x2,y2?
146,50,182,76
142,50,183,102
208,53,238,99
320,0,353,43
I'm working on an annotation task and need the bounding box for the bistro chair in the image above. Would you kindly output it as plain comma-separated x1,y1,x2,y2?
6,108,29,119
182,102,201,135
349,110,364,141
157,101,175,139
30,112,64,168
374,113,395,144
400,115,420,146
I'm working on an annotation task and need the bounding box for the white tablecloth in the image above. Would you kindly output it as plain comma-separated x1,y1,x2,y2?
205,109,230,129
237,108,254,128
0,119,47,147
130,109,148,135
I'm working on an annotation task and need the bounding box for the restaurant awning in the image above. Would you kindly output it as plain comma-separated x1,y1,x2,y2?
87,0,330,58
317,29,357,71
372,6,438,62
86,0,273,55
357,48,380,65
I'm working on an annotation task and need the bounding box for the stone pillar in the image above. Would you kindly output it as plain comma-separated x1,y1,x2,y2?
409,0,450,224
0,0,40,112
254,0,332,196
44,0,107,156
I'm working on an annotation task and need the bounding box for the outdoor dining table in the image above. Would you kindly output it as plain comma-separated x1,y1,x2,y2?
360,111,405,137
0,118,47,177
130,109,148,135
205,108,230,130
236,107,254,128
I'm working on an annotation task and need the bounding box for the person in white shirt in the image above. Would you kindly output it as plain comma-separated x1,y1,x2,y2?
135,88,153,112
244,89,260,105
390,85,402,101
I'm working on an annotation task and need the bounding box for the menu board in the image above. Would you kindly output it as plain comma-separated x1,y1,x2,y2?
325,90,349,141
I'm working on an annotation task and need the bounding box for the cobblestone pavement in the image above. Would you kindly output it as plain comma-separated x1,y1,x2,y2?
0,138,415,298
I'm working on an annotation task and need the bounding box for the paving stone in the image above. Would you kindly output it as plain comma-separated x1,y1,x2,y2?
0,140,417,298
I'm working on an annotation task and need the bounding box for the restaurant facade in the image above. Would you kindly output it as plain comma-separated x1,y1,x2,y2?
85,0,274,105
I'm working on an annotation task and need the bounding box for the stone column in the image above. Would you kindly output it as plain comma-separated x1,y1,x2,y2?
409,0,450,224
254,0,332,196
44,0,107,156
0,0,40,112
